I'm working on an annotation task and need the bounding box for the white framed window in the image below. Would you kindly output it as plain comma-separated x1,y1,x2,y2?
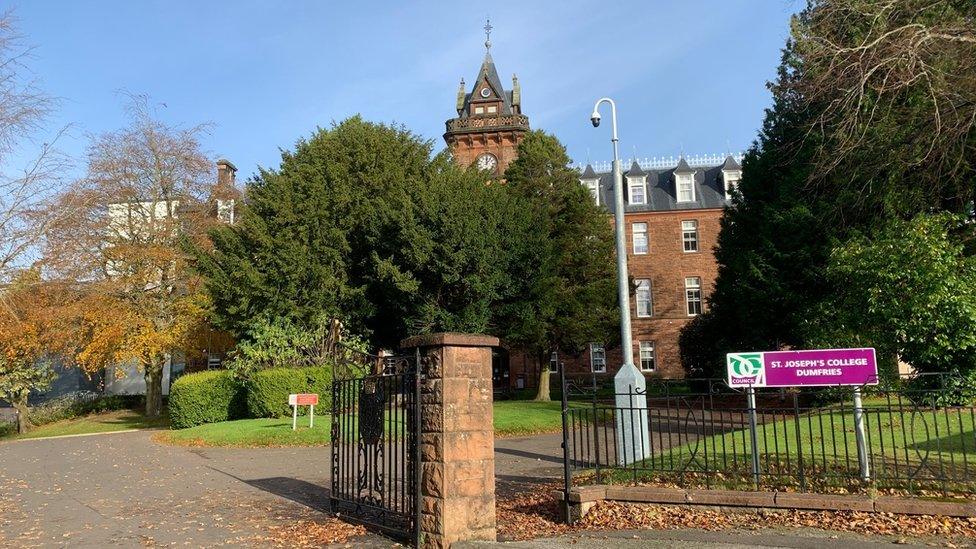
590,343,606,373
676,174,695,202
487,105,498,114
549,351,559,373
639,341,656,372
685,276,702,316
632,222,648,254
581,179,600,205
475,106,485,114
628,177,646,205
682,220,699,253
723,169,741,194
635,279,652,318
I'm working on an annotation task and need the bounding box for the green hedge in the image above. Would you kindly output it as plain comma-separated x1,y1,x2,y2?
169,370,247,429
246,366,332,418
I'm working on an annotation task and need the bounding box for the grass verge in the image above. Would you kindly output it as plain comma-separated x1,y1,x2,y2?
3,408,169,441
157,400,587,448
156,417,333,447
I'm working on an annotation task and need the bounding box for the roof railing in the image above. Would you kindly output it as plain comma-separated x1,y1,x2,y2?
576,153,744,173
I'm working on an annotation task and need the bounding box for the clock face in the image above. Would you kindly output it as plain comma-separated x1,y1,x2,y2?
480,87,491,98
476,153,498,172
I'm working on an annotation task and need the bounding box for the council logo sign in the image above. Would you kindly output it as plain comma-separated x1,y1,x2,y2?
726,353,764,386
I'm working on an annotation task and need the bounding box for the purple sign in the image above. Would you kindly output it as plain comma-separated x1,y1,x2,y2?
726,348,878,388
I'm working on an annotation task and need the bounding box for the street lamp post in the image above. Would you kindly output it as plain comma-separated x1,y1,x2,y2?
591,98,649,465
591,97,634,369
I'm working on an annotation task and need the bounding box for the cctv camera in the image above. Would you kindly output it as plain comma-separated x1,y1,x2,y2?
590,113,601,127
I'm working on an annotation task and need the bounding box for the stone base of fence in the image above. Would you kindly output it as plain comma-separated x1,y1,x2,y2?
558,485,976,524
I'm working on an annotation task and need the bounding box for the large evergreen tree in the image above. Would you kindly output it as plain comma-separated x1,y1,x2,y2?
499,131,616,400
196,117,514,349
684,0,976,378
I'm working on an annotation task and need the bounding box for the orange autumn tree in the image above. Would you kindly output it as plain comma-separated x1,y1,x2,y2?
0,270,72,433
46,96,220,417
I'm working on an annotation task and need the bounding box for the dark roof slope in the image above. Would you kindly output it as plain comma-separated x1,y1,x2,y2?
720,154,741,171
458,52,513,119
588,161,732,213
625,161,646,177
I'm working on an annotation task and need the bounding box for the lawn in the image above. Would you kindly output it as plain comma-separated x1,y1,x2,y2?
494,400,594,436
3,409,170,441
600,404,976,493
157,417,333,447
157,400,583,448
3,399,585,448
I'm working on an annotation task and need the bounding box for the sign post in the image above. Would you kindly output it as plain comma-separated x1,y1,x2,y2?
852,389,869,481
726,348,878,485
745,386,760,487
288,393,320,430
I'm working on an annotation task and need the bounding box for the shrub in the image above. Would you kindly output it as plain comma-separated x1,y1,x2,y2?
169,371,247,429
904,370,976,408
29,391,142,426
246,366,332,418
0,419,14,437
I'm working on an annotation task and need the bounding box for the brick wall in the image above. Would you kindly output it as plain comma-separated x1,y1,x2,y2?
509,207,725,388
445,130,524,176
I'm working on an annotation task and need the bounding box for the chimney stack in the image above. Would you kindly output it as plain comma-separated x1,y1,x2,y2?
216,159,237,187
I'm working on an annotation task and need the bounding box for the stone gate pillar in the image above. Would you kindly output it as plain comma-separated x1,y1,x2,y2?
400,332,499,549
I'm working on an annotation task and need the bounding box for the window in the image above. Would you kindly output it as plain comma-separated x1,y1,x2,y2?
549,352,559,373
628,177,646,205
685,276,702,316
590,343,606,373
682,220,698,252
677,174,695,202
217,199,235,224
632,222,648,254
475,106,484,114
723,169,741,194
639,341,656,372
635,279,652,318
581,179,599,205
487,105,497,114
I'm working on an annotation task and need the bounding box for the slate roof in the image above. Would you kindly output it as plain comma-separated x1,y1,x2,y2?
457,52,516,118
720,154,741,171
581,156,739,213
625,161,646,177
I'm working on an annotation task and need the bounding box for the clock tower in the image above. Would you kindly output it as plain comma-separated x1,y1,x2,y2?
444,20,530,176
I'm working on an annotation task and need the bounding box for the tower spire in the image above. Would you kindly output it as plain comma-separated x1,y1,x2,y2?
484,18,493,52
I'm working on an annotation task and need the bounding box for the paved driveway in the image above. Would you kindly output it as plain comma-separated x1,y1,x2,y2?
1,431,347,547
0,430,567,548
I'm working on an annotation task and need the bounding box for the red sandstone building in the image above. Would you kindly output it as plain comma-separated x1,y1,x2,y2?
445,44,741,388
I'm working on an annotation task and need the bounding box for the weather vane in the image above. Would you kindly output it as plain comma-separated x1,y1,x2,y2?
484,18,493,51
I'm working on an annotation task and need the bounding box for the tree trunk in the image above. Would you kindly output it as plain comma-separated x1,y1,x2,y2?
144,358,164,418
534,351,551,402
13,396,30,434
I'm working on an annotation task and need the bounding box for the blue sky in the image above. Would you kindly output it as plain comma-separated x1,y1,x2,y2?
14,0,801,180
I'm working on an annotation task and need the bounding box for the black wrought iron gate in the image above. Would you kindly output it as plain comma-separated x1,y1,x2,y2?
330,351,421,545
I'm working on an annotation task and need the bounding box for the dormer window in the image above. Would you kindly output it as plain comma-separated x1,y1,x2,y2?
723,169,742,194
628,176,646,205
676,173,696,203
581,179,600,205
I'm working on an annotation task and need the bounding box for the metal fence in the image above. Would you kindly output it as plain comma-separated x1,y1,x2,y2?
560,373,976,496
330,352,421,546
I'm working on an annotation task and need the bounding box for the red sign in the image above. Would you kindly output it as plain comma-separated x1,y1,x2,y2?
288,393,319,406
